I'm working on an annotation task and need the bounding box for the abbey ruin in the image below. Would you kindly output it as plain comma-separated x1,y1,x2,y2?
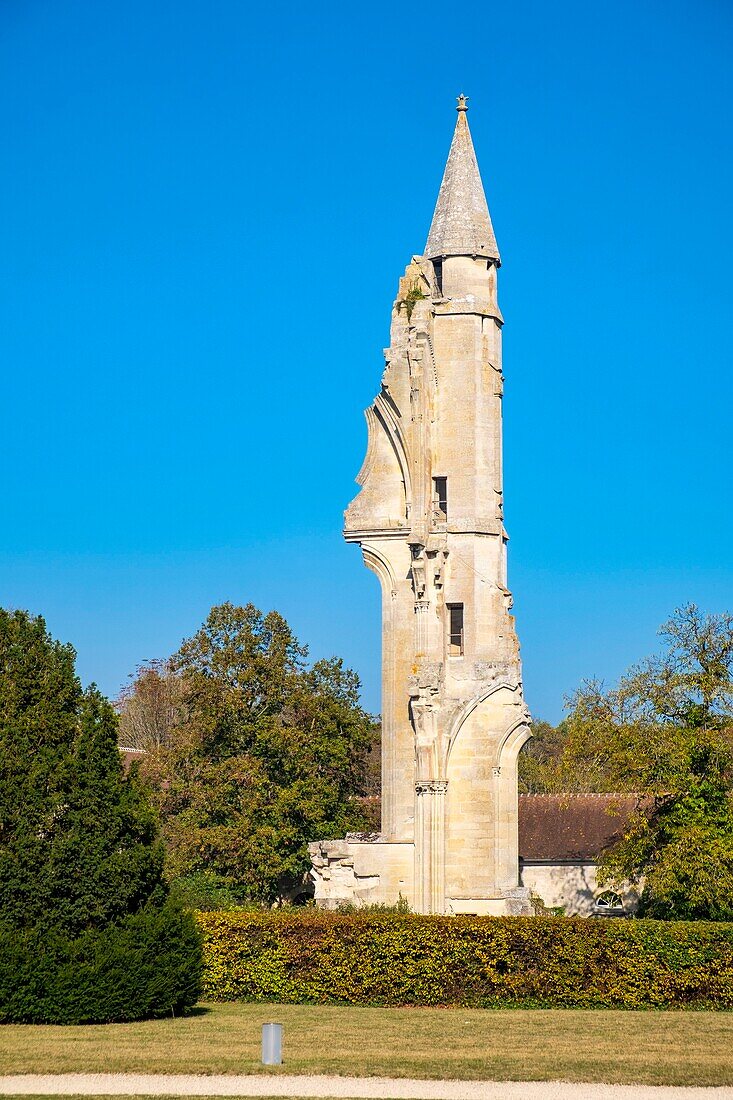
310,98,533,915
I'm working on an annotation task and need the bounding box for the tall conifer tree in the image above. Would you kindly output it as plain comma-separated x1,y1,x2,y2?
0,610,201,1022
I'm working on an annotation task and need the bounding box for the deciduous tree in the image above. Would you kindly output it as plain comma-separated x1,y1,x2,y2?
133,603,378,905
547,605,733,919
117,660,184,751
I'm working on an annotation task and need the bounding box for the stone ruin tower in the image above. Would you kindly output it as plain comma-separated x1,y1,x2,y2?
309,98,532,915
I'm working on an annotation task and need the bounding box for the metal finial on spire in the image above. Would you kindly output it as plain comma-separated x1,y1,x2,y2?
456,93,469,112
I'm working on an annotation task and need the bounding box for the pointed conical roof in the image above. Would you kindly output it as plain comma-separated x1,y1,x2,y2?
425,96,500,264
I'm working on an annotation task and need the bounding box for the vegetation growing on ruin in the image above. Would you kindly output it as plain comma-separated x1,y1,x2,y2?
396,281,427,320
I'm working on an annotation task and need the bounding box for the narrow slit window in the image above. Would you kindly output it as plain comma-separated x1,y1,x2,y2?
433,476,448,519
433,259,443,295
448,604,464,657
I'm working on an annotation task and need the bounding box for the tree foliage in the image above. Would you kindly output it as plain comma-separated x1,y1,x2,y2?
519,605,733,920
517,719,567,794
131,603,378,905
0,904,201,1024
0,610,166,935
0,609,201,1021
117,659,185,751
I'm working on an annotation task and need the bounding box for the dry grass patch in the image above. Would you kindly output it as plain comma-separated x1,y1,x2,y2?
1,1003,732,1087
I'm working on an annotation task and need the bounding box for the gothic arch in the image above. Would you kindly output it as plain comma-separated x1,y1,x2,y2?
374,392,412,512
444,680,526,767
361,544,397,599
355,406,380,488
494,716,532,771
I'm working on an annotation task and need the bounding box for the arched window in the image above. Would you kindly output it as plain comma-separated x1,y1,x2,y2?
594,890,623,912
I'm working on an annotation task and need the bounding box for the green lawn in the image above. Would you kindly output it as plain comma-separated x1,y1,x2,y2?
1,1002,733,1087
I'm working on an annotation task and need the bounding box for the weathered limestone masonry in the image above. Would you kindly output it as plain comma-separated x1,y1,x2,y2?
309,98,532,915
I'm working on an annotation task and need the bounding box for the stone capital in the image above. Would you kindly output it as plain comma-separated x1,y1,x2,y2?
415,779,448,796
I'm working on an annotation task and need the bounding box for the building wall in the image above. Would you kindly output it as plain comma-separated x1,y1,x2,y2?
520,861,638,916
309,839,413,908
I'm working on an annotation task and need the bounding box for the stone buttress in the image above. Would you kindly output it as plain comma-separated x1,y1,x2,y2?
309,98,532,915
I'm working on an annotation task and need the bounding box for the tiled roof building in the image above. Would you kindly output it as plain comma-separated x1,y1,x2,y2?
519,794,641,862
518,794,646,915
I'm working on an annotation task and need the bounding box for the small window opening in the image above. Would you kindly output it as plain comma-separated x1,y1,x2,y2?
433,259,443,295
448,604,464,657
595,891,623,911
433,476,448,519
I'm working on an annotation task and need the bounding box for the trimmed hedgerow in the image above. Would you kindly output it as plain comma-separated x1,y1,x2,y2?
0,902,202,1025
196,910,733,1009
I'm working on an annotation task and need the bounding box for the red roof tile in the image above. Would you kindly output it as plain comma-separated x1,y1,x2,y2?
519,793,645,862
119,746,146,771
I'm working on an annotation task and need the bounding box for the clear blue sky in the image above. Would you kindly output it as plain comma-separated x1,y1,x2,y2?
1,0,731,721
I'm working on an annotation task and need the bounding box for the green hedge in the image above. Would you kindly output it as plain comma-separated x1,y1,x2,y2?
197,910,733,1009
0,902,202,1024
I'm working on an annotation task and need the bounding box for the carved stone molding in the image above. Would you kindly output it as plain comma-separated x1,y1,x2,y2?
409,550,427,601
415,780,448,796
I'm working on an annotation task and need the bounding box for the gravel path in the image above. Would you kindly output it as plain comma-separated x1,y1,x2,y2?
0,1075,732,1100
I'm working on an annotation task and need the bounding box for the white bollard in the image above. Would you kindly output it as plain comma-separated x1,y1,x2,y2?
261,1022,283,1065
